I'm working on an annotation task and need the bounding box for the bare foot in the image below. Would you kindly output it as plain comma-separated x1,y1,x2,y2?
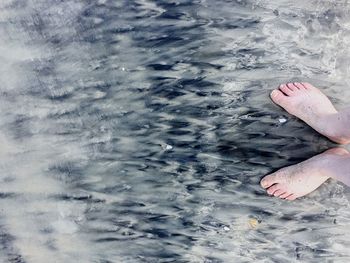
271,82,350,144
260,148,349,200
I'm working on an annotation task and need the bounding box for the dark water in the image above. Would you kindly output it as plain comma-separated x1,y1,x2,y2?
0,0,350,262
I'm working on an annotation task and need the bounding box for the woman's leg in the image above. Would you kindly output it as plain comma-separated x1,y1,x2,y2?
260,148,350,200
270,82,350,144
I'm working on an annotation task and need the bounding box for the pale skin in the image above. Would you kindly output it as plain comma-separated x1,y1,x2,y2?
260,82,350,201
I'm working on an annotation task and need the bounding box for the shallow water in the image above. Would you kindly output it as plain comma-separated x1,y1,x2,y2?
1,0,350,262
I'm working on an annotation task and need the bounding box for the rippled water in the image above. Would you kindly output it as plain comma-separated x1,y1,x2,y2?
1,0,350,262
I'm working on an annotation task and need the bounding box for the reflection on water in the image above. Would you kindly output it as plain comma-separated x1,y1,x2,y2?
0,0,350,262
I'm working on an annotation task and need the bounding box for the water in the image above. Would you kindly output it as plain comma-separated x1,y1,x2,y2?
1,0,350,262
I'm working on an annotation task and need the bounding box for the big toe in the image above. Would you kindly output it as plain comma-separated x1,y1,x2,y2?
270,89,288,107
260,174,277,189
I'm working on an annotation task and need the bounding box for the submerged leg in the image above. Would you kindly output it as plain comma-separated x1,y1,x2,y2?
260,148,350,200
271,82,350,144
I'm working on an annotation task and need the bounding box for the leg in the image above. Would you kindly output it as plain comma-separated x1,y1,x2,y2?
260,148,350,200
271,82,350,144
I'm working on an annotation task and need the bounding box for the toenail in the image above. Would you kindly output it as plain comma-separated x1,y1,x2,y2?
271,90,278,97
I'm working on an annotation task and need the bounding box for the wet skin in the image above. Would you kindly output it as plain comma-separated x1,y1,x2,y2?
261,83,350,200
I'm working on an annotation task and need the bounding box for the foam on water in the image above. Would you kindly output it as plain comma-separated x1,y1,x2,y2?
0,0,350,262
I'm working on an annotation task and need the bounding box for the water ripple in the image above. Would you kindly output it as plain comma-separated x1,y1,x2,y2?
0,0,349,262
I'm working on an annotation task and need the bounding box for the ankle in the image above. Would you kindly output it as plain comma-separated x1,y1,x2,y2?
322,113,350,144
323,154,350,182
317,152,345,179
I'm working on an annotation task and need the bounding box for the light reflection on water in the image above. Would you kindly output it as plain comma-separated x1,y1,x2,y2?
0,0,350,262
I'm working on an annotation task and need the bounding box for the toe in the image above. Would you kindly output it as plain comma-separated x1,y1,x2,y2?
279,192,292,199
270,89,289,108
286,83,299,91
260,173,278,189
286,194,297,201
273,189,285,197
301,82,315,89
294,82,305,90
279,84,294,96
266,184,281,195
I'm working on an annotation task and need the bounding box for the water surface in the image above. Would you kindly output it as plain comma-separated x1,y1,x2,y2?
0,0,350,262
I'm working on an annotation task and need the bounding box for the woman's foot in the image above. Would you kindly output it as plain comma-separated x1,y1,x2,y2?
271,82,350,144
260,148,350,200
